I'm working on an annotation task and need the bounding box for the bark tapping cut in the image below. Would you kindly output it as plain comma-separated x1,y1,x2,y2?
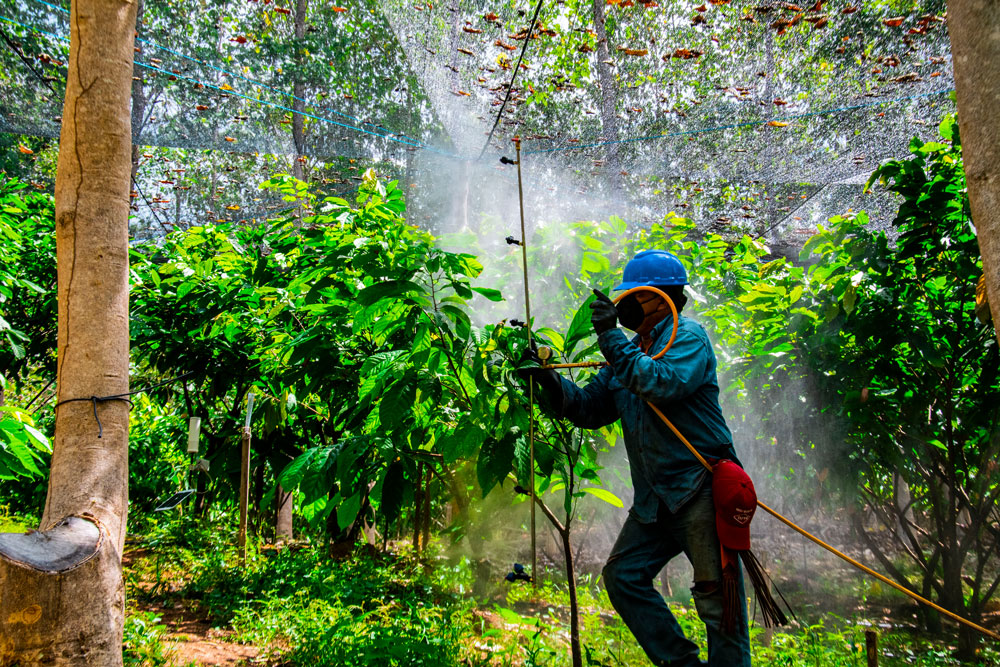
948,1,1000,347
0,0,136,665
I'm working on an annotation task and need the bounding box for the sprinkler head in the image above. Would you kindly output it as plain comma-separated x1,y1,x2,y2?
537,346,553,362
504,562,532,583
499,156,518,165
511,319,526,328
505,235,522,246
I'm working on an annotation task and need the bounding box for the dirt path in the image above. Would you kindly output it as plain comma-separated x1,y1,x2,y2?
150,600,260,666
124,548,262,666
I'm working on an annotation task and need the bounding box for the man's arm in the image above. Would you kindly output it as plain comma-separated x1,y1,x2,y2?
558,366,621,429
597,326,709,405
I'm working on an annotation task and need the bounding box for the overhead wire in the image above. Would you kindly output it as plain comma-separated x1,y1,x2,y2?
131,174,172,234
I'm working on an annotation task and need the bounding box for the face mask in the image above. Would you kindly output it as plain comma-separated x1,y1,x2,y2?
616,293,646,331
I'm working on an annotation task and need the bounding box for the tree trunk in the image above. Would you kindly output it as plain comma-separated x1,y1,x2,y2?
559,527,582,667
948,1,1000,345
412,463,422,554
0,0,136,664
129,0,145,184
591,0,622,197
422,469,431,551
275,483,293,542
291,0,307,187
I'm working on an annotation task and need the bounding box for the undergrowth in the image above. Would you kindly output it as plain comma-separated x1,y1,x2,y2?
122,609,176,667
122,519,1000,666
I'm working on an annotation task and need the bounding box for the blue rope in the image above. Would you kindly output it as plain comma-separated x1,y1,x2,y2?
28,0,423,144
526,89,955,154
0,13,459,156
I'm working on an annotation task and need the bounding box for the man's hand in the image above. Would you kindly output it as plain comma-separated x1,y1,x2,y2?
590,289,618,335
516,346,563,413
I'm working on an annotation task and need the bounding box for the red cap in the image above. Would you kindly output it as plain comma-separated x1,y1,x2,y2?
712,460,757,551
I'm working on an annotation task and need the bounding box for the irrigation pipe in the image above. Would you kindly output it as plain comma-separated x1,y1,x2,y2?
565,285,1000,642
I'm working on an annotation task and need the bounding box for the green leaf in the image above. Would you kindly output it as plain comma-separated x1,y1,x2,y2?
279,446,333,489
608,215,627,235
5,434,42,477
926,438,947,451
22,424,50,453
582,252,610,274
337,493,363,531
356,280,425,307
5,333,25,360
477,435,515,497
564,293,597,360
842,285,857,315
439,422,486,464
472,287,504,302
380,378,417,429
176,281,196,300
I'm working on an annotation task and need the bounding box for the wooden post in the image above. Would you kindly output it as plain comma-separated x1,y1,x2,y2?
865,630,878,667
413,463,422,555
238,392,255,566
422,468,431,551
238,427,251,566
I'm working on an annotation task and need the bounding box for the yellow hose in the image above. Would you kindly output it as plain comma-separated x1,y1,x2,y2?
617,286,1000,641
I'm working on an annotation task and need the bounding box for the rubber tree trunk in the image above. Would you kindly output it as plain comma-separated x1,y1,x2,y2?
592,0,622,198
948,1,1000,346
129,0,145,184
0,0,136,664
291,0,307,186
275,484,293,542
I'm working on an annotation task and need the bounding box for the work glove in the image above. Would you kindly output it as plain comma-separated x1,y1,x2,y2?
516,346,564,414
590,289,618,335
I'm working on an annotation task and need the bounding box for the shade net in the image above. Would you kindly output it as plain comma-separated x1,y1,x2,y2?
0,0,953,245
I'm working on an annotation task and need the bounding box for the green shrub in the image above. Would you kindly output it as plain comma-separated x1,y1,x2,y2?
122,610,174,667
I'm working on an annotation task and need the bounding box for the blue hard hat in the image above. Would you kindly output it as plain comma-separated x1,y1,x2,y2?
613,250,688,291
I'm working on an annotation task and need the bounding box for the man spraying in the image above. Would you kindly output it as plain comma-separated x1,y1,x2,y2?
524,249,754,666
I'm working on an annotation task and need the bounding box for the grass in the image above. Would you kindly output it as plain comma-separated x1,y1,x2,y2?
0,505,35,533
123,609,178,667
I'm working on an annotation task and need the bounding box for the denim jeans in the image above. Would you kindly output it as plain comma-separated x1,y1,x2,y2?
602,486,752,667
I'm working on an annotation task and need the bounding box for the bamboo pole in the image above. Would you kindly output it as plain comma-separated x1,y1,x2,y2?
513,137,537,586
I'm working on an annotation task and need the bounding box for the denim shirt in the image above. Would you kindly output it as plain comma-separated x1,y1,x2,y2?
558,315,740,523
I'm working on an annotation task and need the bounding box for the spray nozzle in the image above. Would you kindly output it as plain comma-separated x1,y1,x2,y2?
510,319,526,328
505,235,522,246
500,156,518,165
504,562,532,583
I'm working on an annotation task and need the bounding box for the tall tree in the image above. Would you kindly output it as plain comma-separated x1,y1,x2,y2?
0,0,136,663
948,1,1000,344
591,0,622,197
